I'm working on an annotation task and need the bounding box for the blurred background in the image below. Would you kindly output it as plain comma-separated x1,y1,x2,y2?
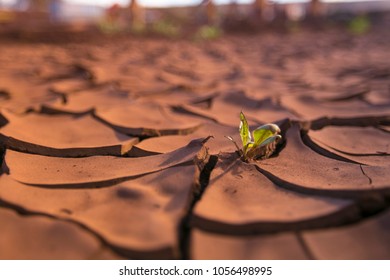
0,0,390,41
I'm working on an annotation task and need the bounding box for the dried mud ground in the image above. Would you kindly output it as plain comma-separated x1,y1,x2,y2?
0,26,390,260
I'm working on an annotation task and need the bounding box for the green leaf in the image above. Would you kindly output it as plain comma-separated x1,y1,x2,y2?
258,134,282,147
246,135,282,159
239,112,252,148
244,142,254,154
234,111,282,161
253,124,281,146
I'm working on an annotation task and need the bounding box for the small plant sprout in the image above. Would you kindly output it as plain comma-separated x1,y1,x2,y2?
226,112,282,161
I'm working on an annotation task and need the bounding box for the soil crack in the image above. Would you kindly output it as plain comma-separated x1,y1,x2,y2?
0,143,6,175
178,148,218,260
296,232,316,260
0,198,124,258
310,116,390,130
359,164,372,185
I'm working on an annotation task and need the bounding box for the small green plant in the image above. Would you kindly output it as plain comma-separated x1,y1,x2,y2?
226,112,282,161
152,19,181,38
130,22,147,35
348,15,371,35
194,25,222,41
98,19,122,35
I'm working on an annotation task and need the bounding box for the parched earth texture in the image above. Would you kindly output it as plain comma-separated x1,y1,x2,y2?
0,26,390,260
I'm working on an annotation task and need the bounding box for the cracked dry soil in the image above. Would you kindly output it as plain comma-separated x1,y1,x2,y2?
1,26,390,259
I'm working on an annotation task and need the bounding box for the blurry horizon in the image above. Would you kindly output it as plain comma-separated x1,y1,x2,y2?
1,0,385,9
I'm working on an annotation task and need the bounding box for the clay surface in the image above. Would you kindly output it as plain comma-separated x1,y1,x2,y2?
0,111,138,156
1,26,389,259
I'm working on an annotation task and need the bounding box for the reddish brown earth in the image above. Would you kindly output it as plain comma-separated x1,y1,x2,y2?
0,25,390,260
